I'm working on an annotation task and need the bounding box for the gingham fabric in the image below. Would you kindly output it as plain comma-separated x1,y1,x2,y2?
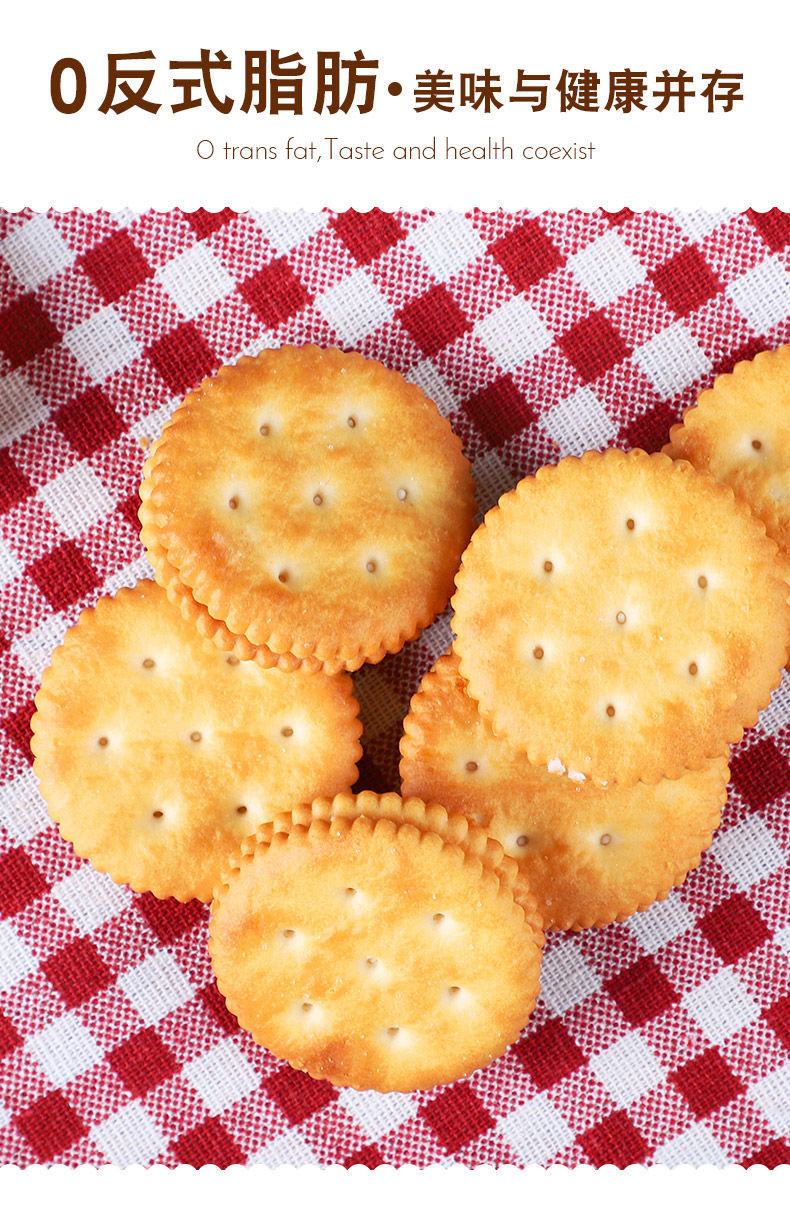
1,207,790,1169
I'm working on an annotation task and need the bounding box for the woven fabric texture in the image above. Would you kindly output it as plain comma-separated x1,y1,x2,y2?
1,207,790,1168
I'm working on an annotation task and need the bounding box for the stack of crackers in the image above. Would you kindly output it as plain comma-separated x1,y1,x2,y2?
31,342,790,1093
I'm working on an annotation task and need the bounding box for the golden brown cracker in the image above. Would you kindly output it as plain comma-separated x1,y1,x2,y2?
31,580,362,902
400,652,729,929
665,345,790,560
451,448,790,785
140,345,476,673
210,814,543,1092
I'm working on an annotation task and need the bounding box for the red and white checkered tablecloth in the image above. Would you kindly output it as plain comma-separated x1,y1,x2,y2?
1,207,790,1169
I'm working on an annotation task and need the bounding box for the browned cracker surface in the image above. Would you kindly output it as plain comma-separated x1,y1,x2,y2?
665,345,790,559
31,580,362,902
210,814,543,1092
140,345,477,672
451,448,790,785
400,652,729,929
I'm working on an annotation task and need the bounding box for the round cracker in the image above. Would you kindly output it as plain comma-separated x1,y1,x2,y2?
210,815,543,1092
140,345,477,673
31,580,362,902
665,345,790,559
400,652,730,930
451,448,790,785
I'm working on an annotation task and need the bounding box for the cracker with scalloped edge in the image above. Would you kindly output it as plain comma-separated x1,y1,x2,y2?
665,345,790,560
140,345,476,674
400,651,729,930
210,814,543,1092
451,448,790,786
31,579,362,902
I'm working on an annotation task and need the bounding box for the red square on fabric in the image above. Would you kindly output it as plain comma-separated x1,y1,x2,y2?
172,1115,245,1168
0,450,34,515
618,403,679,454
463,374,537,447
650,246,723,317
27,540,101,612
747,209,790,253
265,1064,337,1126
0,847,48,917
240,257,312,330
42,937,114,1009
670,1047,744,1118
109,1027,179,1097
78,230,153,305
397,284,472,358
2,698,36,765
513,1018,586,1089
742,1138,790,1168
579,1109,650,1168
134,892,207,944
489,218,565,291
604,957,679,1026
199,979,239,1035
0,1010,22,1058
183,208,237,238
714,339,767,377
145,321,216,398
420,1081,495,1154
0,293,61,370
559,311,631,384
15,1089,87,1160
764,994,790,1050
331,208,405,265
117,490,142,533
699,894,770,964
53,386,126,459
602,209,635,227
730,737,790,810
344,1143,385,1168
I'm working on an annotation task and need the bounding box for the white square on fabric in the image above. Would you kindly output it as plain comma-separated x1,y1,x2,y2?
64,306,142,384
102,555,155,597
544,386,616,456
499,1092,574,1163
632,321,713,398
759,670,790,734
0,919,38,991
0,537,24,588
12,613,70,680
250,209,325,257
567,230,647,307
248,1127,321,1166
92,1100,168,1167
182,1039,260,1115
652,1121,730,1167
627,890,695,953
0,370,50,448
315,268,394,346
728,255,790,335
0,770,51,844
683,967,760,1045
405,357,459,418
117,950,194,1025
27,1011,104,1087
339,1088,418,1140
409,213,487,280
38,459,116,539
0,214,75,290
52,865,132,935
157,243,236,321
671,210,734,243
712,814,787,889
539,939,600,1016
474,294,553,373
749,1060,790,1136
588,1031,664,1108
